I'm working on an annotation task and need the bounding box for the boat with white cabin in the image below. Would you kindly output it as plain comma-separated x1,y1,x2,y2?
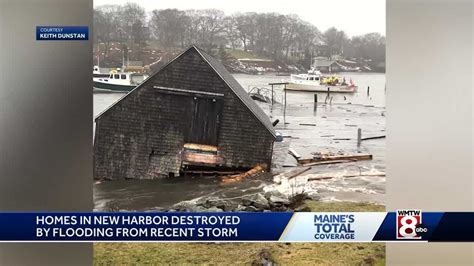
93,72,147,92
286,69,357,93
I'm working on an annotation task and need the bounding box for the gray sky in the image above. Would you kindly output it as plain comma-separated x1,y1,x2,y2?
94,0,385,37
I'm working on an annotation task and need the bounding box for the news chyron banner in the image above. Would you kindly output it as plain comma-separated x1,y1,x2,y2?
0,211,473,242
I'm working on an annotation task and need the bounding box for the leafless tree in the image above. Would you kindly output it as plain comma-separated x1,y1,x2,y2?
93,5,123,57
94,3,385,71
150,9,189,48
323,27,349,59
120,2,146,42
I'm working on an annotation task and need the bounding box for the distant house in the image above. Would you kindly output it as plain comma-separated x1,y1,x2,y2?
314,58,344,73
94,46,276,180
285,45,305,59
126,61,143,67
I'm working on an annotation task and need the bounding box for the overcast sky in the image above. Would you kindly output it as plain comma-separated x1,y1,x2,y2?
94,0,385,37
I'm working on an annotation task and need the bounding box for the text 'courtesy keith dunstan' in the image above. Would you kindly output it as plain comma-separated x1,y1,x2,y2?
35,215,240,238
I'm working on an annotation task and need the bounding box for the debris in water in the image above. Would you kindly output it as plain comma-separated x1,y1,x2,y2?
220,164,268,185
307,169,385,181
297,151,372,165
275,167,312,182
361,135,386,141
301,160,352,167
288,148,301,160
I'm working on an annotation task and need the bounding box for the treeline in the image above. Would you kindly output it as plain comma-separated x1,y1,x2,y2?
94,3,385,69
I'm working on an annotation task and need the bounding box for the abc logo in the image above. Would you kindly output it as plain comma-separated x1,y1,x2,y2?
396,210,426,239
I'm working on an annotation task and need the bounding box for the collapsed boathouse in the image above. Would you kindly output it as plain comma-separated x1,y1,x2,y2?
94,46,276,180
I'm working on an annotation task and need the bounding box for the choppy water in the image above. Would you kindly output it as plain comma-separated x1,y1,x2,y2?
234,72,385,108
93,73,386,211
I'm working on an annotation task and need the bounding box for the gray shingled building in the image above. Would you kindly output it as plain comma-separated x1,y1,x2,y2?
94,46,276,180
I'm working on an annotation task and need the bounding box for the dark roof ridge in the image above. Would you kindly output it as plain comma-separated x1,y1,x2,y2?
95,45,276,139
95,46,193,121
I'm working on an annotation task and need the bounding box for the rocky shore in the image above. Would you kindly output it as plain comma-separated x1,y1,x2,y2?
167,189,316,213
224,57,304,75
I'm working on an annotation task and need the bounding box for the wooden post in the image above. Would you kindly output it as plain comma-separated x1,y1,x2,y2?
314,94,318,110
284,85,287,124
271,84,274,105
367,86,370,96
325,87,331,104
357,128,362,147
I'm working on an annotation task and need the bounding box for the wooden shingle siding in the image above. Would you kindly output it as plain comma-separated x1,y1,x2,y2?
94,46,275,180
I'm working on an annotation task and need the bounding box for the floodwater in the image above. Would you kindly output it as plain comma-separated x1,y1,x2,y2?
93,73,386,211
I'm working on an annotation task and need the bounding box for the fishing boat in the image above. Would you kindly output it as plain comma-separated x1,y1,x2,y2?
286,69,357,93
93,72,146,92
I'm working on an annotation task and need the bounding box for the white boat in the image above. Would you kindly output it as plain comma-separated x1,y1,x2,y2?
286,69,357,93
93,72,147,92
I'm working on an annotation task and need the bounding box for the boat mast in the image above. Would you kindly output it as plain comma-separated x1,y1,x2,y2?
122,44,125,70
97,44,100,67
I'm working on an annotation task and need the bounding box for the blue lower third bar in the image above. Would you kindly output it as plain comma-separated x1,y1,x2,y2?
36,26,89,41
0,213,292,241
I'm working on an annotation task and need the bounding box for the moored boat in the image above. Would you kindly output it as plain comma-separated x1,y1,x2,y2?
93,72,147,92
286,69,357,93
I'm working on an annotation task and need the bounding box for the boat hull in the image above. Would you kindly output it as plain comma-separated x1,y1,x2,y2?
286,82,357,93
93,81,136,92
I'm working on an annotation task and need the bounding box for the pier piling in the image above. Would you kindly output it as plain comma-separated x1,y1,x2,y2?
357,128,362,147
270,84,274,105
284,88,287,124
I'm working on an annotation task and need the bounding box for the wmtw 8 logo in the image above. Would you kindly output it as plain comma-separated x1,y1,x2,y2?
396,210,426,239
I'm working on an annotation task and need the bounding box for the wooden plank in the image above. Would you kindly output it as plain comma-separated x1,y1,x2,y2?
183,143,218,152
154,86,224,98
297,154,372,165
361,135,386,141
182,152,223,165
301,160,351,167
286,167,311,180
288,148,301,160
307,176,333,181
220,164,267,185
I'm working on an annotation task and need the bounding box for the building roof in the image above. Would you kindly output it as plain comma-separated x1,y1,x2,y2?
96,45,276,138
194,46,276,138
314,59,343,68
